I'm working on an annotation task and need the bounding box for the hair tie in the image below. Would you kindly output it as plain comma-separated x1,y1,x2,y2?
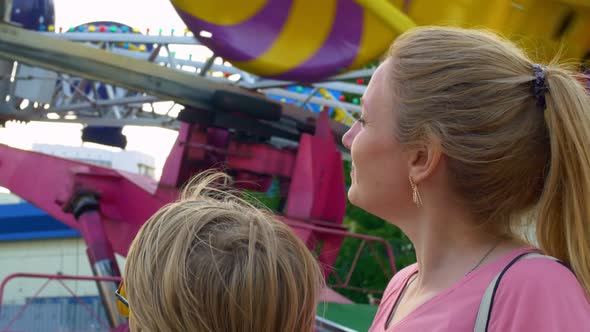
532,64,549,110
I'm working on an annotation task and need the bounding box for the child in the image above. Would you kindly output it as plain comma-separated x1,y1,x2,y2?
116,172,324,332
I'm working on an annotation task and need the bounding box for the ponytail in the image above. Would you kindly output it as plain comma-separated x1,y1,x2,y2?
537,66,590,298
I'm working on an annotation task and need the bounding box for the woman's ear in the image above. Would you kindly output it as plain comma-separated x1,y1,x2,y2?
406,139,443,184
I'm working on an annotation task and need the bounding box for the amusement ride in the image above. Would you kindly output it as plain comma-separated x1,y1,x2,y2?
0,0,589,331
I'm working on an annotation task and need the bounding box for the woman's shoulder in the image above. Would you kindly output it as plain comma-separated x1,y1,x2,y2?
380,263,418,301
498,255,582,295
391,263,419,285
489,255,590,331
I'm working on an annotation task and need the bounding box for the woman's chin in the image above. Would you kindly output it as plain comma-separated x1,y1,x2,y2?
347,186,376,214
347,186,360,206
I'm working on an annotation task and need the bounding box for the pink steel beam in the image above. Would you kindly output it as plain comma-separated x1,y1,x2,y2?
0,144,172,256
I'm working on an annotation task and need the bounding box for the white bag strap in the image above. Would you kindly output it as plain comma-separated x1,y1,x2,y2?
473,253,565,332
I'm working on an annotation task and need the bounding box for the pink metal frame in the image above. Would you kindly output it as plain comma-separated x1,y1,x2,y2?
0,110,348,261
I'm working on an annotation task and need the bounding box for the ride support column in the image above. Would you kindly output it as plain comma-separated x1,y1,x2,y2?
68,193,125,328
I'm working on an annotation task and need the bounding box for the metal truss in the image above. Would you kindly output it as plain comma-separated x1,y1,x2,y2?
0,23,370,130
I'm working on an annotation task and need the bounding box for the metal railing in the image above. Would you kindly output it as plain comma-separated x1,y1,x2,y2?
285,219,397,296
316,316,359,332
0,273,124,332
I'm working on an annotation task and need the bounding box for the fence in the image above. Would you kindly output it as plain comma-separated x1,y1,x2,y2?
0,273,123,332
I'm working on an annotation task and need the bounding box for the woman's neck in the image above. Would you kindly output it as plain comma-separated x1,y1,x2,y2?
392,200,522,292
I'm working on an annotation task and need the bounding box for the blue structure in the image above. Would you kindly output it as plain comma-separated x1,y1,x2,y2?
0,202,79,241
10,0,55,31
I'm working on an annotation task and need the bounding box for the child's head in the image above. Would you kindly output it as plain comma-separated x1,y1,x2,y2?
123,172,323,332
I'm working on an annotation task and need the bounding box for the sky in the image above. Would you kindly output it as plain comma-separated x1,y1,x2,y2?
1,0,199,179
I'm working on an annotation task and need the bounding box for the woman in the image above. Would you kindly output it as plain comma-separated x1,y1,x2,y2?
342,27,590,331
116,172,323,332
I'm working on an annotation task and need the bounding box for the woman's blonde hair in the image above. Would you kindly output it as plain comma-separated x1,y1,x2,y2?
124,172,323,332
387,26,590,297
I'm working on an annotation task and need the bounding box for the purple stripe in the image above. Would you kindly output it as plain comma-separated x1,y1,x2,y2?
271,0,363,81
175,0,292,62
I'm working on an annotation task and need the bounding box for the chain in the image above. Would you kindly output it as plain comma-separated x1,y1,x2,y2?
466,239,503,275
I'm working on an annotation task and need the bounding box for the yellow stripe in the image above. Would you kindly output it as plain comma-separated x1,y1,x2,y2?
348,8,396,70
354,0,416,35
171,0,267,26
232,0,336,76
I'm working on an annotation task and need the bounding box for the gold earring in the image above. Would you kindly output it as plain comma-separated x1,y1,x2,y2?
409,176,423,208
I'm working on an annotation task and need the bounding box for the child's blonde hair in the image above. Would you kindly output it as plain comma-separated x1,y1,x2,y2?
124,172,323,332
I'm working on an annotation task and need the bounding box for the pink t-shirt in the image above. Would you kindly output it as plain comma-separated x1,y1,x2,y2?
369,247,590,331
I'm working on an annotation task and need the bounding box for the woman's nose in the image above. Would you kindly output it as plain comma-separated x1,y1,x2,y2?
342,124,356,150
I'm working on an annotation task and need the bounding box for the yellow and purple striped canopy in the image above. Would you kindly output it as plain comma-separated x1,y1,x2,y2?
172,1,590,81
171,0,397,81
